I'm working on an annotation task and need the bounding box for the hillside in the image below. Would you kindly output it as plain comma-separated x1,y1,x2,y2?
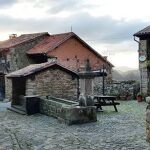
112,69,140,81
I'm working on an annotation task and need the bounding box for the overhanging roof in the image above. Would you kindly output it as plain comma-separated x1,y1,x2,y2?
6,62,78,78
134,25,150,37
0,32,49,51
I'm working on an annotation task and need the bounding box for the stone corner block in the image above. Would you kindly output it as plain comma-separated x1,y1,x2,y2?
146,97,150,104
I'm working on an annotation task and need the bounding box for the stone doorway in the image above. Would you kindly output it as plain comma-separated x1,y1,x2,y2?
12,78,26,106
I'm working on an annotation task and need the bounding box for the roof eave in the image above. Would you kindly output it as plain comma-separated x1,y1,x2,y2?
6,62,79,78
0,32,50,50
6,75,25,78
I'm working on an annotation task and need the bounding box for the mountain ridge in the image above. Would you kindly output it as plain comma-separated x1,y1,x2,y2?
112,69,140,81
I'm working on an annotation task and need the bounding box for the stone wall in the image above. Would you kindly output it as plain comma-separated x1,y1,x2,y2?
26,68,78,101
94,78,139,100
5,77,12,100
93,76,106,95
139,40,148,94
6,35,48,72
5,35,48,100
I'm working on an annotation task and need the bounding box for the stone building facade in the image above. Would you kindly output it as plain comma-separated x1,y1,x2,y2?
0,32,49,100
6,35,48,72
0,31,113,100
0,32,49,72
25,68,78,100
27,32,114,81
6,62,79,101
134,26,150,95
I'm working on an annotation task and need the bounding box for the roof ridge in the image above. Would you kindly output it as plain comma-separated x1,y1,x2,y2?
20,32,49,36
51,32,74,36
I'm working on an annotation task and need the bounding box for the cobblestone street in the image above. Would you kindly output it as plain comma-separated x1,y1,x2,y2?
0,101,150,150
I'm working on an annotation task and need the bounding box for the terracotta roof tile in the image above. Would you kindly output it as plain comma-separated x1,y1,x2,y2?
134,25,150,37
6,62,78,78
0,32,49,50
27,32,74,54
27,32,114,67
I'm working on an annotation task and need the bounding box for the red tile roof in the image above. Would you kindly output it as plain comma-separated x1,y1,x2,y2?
134,25,150,37
27,32,114,67
6,62,78,78
27,32,74,55
0,32,49,50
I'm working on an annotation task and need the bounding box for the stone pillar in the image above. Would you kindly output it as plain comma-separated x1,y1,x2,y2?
146,97,150,142
85,78,93,95
79,79,85,94
79,78,94,96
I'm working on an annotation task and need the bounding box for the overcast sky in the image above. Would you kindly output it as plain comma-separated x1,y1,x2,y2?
0,0,149,71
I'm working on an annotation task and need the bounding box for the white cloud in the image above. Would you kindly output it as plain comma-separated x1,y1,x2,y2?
0,0,147,70
82,0,150,21
0,0,17,7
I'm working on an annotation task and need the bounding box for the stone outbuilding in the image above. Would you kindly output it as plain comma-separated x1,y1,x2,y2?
6,62,79,103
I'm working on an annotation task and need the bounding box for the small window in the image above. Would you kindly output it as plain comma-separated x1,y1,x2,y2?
67,58,69,61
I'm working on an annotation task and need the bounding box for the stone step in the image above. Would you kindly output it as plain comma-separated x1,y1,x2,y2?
7,106,26,115
12,105,26,112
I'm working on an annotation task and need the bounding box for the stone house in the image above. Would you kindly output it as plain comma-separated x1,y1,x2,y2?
134,26,150,95
0,32,49,99
27,32,113,74
0,31,113,99
6,62,79,101
27,32,114,95
0,32,49,72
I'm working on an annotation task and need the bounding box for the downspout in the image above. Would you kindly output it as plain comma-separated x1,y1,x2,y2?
134,36,140,44
134,36,142,94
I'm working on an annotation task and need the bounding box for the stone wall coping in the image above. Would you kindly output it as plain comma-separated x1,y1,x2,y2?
74,105,96,109
46,96,78,105
24,95,39,98
40,97,78,107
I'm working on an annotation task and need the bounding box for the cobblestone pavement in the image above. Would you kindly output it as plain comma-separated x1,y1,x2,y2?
0,101,150,150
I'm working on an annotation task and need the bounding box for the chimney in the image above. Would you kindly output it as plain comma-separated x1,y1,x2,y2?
9,34,17,39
